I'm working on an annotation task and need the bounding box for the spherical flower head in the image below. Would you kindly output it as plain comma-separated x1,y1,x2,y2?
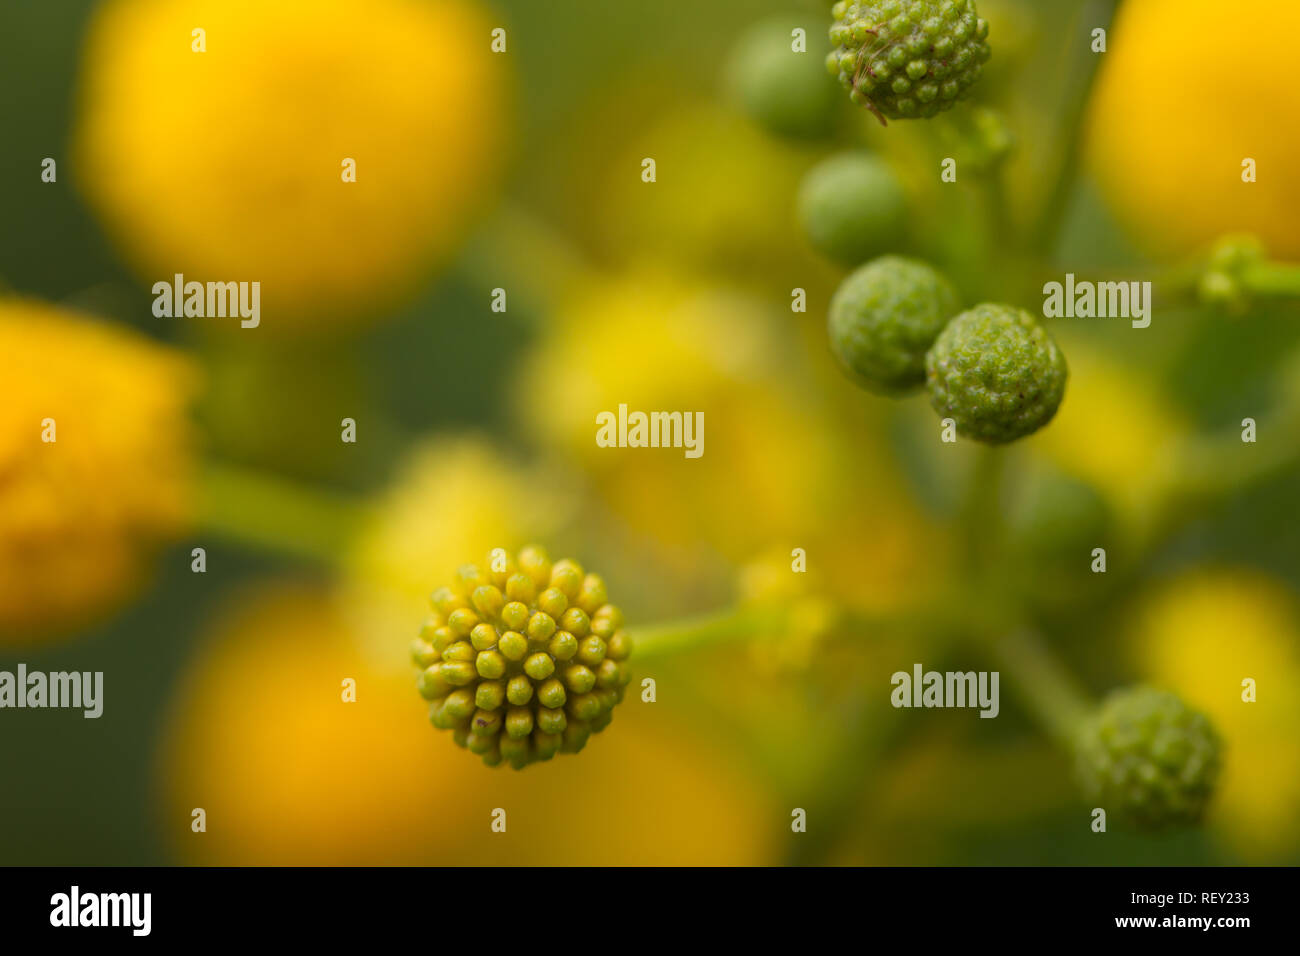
925,303,1067,443
0,299,195,641
413,546,633,769
828,0,991,123
798,152,908,265
1073,686,1221,829
829,256,960,395
74,0,505,333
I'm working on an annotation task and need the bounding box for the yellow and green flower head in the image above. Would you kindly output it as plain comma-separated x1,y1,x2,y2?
413,547,633,769
75,0,505,332
0,299,195,641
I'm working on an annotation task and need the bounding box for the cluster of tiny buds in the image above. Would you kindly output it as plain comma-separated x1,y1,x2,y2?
411,546,632,769
827,0,990,121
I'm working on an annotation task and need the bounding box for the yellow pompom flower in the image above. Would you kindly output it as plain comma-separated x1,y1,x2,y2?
0,299,195,642
1088,0,1300,259
159,584,483,865
1133,569,1300,860
75,0,505,331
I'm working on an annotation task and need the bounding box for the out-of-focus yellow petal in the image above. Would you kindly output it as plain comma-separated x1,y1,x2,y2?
75,0,506,331
0,299,195,642
1088,0,1300,259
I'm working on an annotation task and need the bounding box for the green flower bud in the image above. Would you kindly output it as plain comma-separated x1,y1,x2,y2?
798,153,907,266
500,600,530,632
563,664,597,695
559,607,590,636
470,584,505,619
524,652,555,681
517,545,552,589
1073,686,1221,829
727,16,840,141
411,638,439,669
469,622,498,652
538,677,567,710
828,255,960,394
925,303,1067,443
527,611,557,642
830,0,990,123
445,607,478,637
537,587,568,619
417,665,449,701
549,559,584,600
429,586,466,617
548,630,578,661
475,680,505,711
537,706,567,735
415,547,630,768
576,574,608,615
504,572,536,605
497,630,528,661
475,649,506,680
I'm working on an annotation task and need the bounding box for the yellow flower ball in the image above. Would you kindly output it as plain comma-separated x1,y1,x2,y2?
1088,0,1300,259
1133,569,1300,860
0,299,195,642
75,0,505,332
159,584,483,865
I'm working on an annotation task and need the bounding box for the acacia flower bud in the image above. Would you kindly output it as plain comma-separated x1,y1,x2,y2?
1073,686,1221,829
415,546,632,768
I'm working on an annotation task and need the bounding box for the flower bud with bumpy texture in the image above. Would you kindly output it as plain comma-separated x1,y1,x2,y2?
925,303,1067,443
1073,686,1221,829
829,256,960,395
828,0,991,123
412,546,632,768
798,152,908,265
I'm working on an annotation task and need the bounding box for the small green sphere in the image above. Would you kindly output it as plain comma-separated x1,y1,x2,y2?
416,546,629,769
828,255,960,394
1073,686,1221,829
830,0,991,122
727,17,840,140
797,152,908,265
925,303,1067,443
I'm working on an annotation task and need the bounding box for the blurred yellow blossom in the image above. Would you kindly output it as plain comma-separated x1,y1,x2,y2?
343,437,576,673
0,299,195,642
75,0,505,331
1031,341,1188,526
1088,0,1300,259
514,269,936,609
160,584,481,865
1134,569,1300,860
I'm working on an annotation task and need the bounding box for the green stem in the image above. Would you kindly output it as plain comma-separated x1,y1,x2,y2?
984,628,1091,743
959,445,1005,577
1240,260,1300,297
1029,0,1122,252
630,604,813,662
197,460,365,565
